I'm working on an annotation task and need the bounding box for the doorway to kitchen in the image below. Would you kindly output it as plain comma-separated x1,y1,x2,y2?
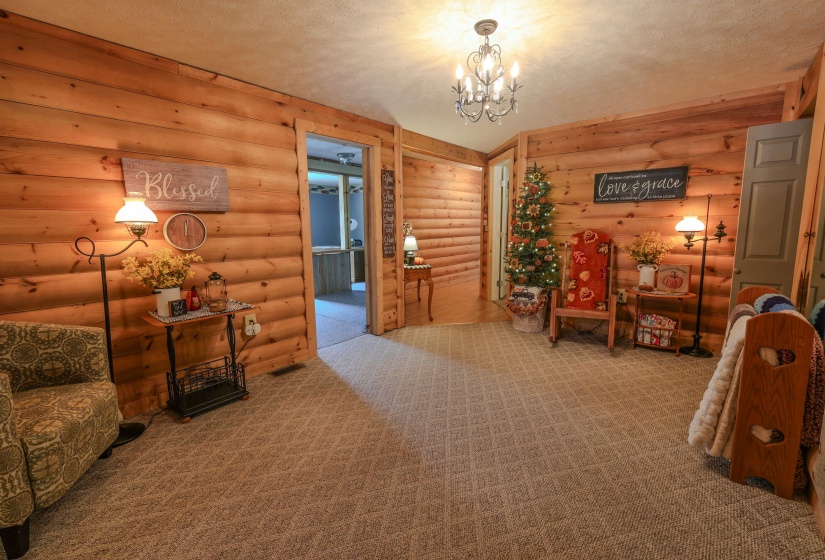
305,137,368,349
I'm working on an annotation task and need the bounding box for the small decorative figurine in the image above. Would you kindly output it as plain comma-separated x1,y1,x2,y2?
186,285,202,311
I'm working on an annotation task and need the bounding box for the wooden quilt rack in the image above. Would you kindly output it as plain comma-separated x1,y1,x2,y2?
729,286,814,499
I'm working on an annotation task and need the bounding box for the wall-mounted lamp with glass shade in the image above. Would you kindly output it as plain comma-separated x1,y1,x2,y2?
675,194,727,358
403,235,419,266
75,191,158,446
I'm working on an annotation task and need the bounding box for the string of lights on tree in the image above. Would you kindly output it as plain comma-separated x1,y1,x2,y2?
504,163,559,288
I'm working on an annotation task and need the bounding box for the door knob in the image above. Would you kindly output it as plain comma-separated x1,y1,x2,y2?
733,269,741,274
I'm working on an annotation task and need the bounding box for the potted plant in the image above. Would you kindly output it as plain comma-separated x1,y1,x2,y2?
620,231,674,288
122,248,203,316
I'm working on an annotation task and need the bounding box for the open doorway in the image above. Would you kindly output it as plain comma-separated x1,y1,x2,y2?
306,137,368,349
402,150,509,326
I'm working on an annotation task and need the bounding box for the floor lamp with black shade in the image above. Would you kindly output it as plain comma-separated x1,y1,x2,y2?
675,193,727,358
75,192,158,447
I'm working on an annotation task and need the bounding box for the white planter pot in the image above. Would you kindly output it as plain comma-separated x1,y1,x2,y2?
637,264,658,287
154,287,182,317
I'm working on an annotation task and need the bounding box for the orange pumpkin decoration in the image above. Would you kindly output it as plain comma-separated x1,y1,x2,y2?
663,271,684,290
414,256,425,265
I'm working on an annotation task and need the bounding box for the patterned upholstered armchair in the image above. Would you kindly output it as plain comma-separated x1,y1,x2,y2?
0,322,120,558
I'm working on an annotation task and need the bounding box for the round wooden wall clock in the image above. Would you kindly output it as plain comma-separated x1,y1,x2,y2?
163,213,207,251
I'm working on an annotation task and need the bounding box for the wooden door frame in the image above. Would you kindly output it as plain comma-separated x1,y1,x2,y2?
486,148,515,301
295,119,385,359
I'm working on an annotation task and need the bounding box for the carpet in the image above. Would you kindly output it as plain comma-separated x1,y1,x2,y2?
17,322,825,559
315,282,367,349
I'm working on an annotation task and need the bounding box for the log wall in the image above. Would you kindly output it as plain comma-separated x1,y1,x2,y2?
522,85,787,350
0,12,400,416
402,156,484,290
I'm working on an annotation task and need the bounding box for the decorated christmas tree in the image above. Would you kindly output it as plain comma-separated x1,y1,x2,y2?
504,163,559,289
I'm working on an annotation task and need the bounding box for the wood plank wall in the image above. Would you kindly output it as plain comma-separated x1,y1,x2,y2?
0,12,400,416
402,156,484,290
521,85,786,349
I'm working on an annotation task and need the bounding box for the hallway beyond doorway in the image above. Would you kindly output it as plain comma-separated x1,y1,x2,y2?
316,282,367,349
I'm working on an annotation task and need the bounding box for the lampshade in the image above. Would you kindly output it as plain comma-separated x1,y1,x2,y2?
403,235,418,252
115,192,157,239
675,216,704,234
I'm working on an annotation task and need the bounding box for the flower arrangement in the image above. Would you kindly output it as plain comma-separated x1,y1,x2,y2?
122,248,203,289
620,231,674,265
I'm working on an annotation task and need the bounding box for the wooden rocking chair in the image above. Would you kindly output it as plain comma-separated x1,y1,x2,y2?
549,229,618,351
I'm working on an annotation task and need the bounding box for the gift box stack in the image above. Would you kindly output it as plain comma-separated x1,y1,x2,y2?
636,313,676,346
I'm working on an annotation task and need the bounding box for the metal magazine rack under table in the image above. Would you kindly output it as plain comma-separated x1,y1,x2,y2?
627,289,696,356
142,307,250,422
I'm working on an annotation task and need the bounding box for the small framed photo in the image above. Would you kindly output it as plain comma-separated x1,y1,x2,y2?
657,264,691,294
169,299,189,317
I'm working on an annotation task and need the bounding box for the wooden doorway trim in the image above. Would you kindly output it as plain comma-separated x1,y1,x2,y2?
295,119,385,358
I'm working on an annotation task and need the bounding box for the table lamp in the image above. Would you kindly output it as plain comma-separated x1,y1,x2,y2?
403,235,418,266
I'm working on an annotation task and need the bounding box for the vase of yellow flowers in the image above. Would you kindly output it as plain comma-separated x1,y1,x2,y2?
122,248,203,316
620,231,674,288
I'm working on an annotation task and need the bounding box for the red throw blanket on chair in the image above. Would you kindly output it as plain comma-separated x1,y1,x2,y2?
566,230,609,311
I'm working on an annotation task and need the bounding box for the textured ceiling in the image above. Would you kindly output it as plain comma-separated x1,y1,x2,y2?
5,1,825,152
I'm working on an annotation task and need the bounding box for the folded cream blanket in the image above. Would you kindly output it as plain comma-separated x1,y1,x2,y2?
688,309,753,448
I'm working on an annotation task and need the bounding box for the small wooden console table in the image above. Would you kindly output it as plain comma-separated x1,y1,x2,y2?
627,289,696,356
142,307,250,422
404,264,434,321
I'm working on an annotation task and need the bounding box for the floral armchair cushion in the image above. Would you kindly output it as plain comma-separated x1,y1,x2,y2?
0,322,110,393
566,230,610,310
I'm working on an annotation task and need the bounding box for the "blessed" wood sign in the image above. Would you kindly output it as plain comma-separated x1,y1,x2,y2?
121,158,230,211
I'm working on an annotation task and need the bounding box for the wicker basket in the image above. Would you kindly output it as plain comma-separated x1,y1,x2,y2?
512,303,547,333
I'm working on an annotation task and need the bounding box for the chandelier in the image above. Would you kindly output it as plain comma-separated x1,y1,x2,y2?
452,19,521,123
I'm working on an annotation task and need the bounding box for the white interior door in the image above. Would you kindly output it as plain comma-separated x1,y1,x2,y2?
489,152,513,300
731,119,813,311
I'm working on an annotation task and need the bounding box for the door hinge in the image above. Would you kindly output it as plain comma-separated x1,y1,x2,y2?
496,280,502,287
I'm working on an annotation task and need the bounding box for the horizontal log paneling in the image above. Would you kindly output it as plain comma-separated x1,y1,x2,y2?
0,100,297,171
403,156,482,292
0,63,296,150
0,137,299,191
402,130,485,167
0,174,301,214
524,91,784,350
0,14,400,416
0,237,304,278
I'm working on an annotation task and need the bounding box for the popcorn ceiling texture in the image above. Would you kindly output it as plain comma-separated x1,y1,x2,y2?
4,0,825,152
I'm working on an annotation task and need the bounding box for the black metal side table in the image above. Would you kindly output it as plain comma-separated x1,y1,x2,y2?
142,308,250,422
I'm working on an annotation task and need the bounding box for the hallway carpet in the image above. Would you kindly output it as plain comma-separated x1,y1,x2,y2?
18,323,825,559
315,282,367,349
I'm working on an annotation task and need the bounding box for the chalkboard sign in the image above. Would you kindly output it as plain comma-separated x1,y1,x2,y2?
169,299,189,317
122,157,230,211
381,170,396,258
594,166,688,203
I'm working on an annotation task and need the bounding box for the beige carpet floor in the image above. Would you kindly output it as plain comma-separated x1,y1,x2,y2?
16,322,825,559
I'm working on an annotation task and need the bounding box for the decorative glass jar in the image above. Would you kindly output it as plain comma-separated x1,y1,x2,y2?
204,272,227,312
